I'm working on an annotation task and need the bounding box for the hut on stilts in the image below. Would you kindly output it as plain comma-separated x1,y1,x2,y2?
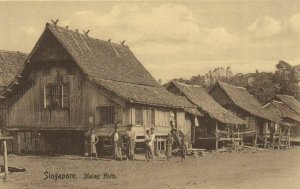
166,81,245,150
210,81,282,149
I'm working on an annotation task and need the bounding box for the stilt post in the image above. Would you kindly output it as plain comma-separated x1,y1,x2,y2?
3,141,8,181
0,136,13,182
215,121,218,151
288,127,291,148
254,131,258,148
264,123,268,149
278,128,282,150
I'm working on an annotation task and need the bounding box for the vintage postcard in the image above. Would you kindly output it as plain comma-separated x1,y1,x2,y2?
0,1,299,188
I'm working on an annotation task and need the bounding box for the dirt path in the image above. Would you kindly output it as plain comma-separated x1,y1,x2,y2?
1,147,300,189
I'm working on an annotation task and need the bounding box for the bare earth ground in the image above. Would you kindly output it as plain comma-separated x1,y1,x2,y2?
1,147,300,189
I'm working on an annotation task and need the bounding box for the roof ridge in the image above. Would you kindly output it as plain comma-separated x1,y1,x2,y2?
218,81,246,90
96,78,163,88
46,23,129,48
272,100,284,104
277,94,294,98
0,49,28,56
174,81,202,88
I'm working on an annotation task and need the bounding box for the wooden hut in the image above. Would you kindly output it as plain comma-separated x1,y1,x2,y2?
0,23,196,155
0,50,27,93
166,81,245,150
266,95,300,144
210,81,281,148
274,95,300,114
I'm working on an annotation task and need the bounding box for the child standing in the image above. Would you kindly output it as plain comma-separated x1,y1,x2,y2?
90,129,99,160
181,136,189,162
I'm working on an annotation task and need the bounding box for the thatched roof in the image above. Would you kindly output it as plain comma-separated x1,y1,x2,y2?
169,82,245,124
0,50,27,88
275,95,300,114
45,23,159,87
95,79,196,108
264,100,300,123
214,82,279,122
1,23,195,109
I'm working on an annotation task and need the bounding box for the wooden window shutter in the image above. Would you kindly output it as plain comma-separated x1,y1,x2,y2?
44,85,51,109
62,84,69,108
43,85,46,109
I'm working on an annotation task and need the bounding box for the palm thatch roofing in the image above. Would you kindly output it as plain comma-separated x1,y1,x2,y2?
95,79,197,109
263,100,300,123
45,23,159,87
214,82,280,123
275,95,300,114
1,23,196,110
169,81,245,125
0,50,27,88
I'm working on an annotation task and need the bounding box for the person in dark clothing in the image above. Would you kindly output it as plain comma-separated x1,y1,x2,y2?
166,133,173,161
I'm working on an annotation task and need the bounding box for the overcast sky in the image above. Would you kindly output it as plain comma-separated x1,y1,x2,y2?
1,1,300,82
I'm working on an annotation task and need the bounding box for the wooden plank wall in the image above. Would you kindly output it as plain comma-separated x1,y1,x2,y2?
4,62,123,129
3,61,191,140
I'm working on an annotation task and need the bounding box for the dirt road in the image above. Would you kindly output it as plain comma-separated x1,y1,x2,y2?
1,147,300,189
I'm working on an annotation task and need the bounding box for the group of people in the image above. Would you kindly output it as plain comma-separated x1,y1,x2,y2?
89,125,136,161
89,125,189,162
166,129,189,162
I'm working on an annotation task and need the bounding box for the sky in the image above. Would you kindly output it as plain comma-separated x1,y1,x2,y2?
1,1,300,82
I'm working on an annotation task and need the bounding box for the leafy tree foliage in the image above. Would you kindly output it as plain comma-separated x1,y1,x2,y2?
167,61,299,104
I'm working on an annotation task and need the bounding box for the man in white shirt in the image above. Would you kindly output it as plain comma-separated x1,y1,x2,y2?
113,126,122,160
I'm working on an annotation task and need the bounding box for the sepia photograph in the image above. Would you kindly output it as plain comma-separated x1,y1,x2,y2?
0,0,300,188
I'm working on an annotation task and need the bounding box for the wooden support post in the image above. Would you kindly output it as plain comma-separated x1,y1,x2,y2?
155,137,159,156
254,132,257,148
3,140,8,182
278,128,282,150
286,127,291,148
264,123,268,149
215,121,218,151
288,127,291,148
264,134,267,149
272,132,275,149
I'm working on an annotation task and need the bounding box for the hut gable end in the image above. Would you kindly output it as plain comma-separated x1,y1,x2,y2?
212,82,279,123
30,29,71,63
209,83,233,107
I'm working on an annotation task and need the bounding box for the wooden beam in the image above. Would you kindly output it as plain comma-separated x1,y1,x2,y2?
254,132,258,148
215,120,218,151
3,140,8,182
264,123,268,149
288,127,291,148
278,128,281,150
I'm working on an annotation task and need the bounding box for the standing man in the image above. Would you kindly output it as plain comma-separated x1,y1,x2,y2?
148,128,156,161
113,126,122,161
125,124,136,160
145,130,150,161
90,129,99,160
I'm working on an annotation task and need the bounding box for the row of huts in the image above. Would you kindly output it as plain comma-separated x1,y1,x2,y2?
0,22,299,155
